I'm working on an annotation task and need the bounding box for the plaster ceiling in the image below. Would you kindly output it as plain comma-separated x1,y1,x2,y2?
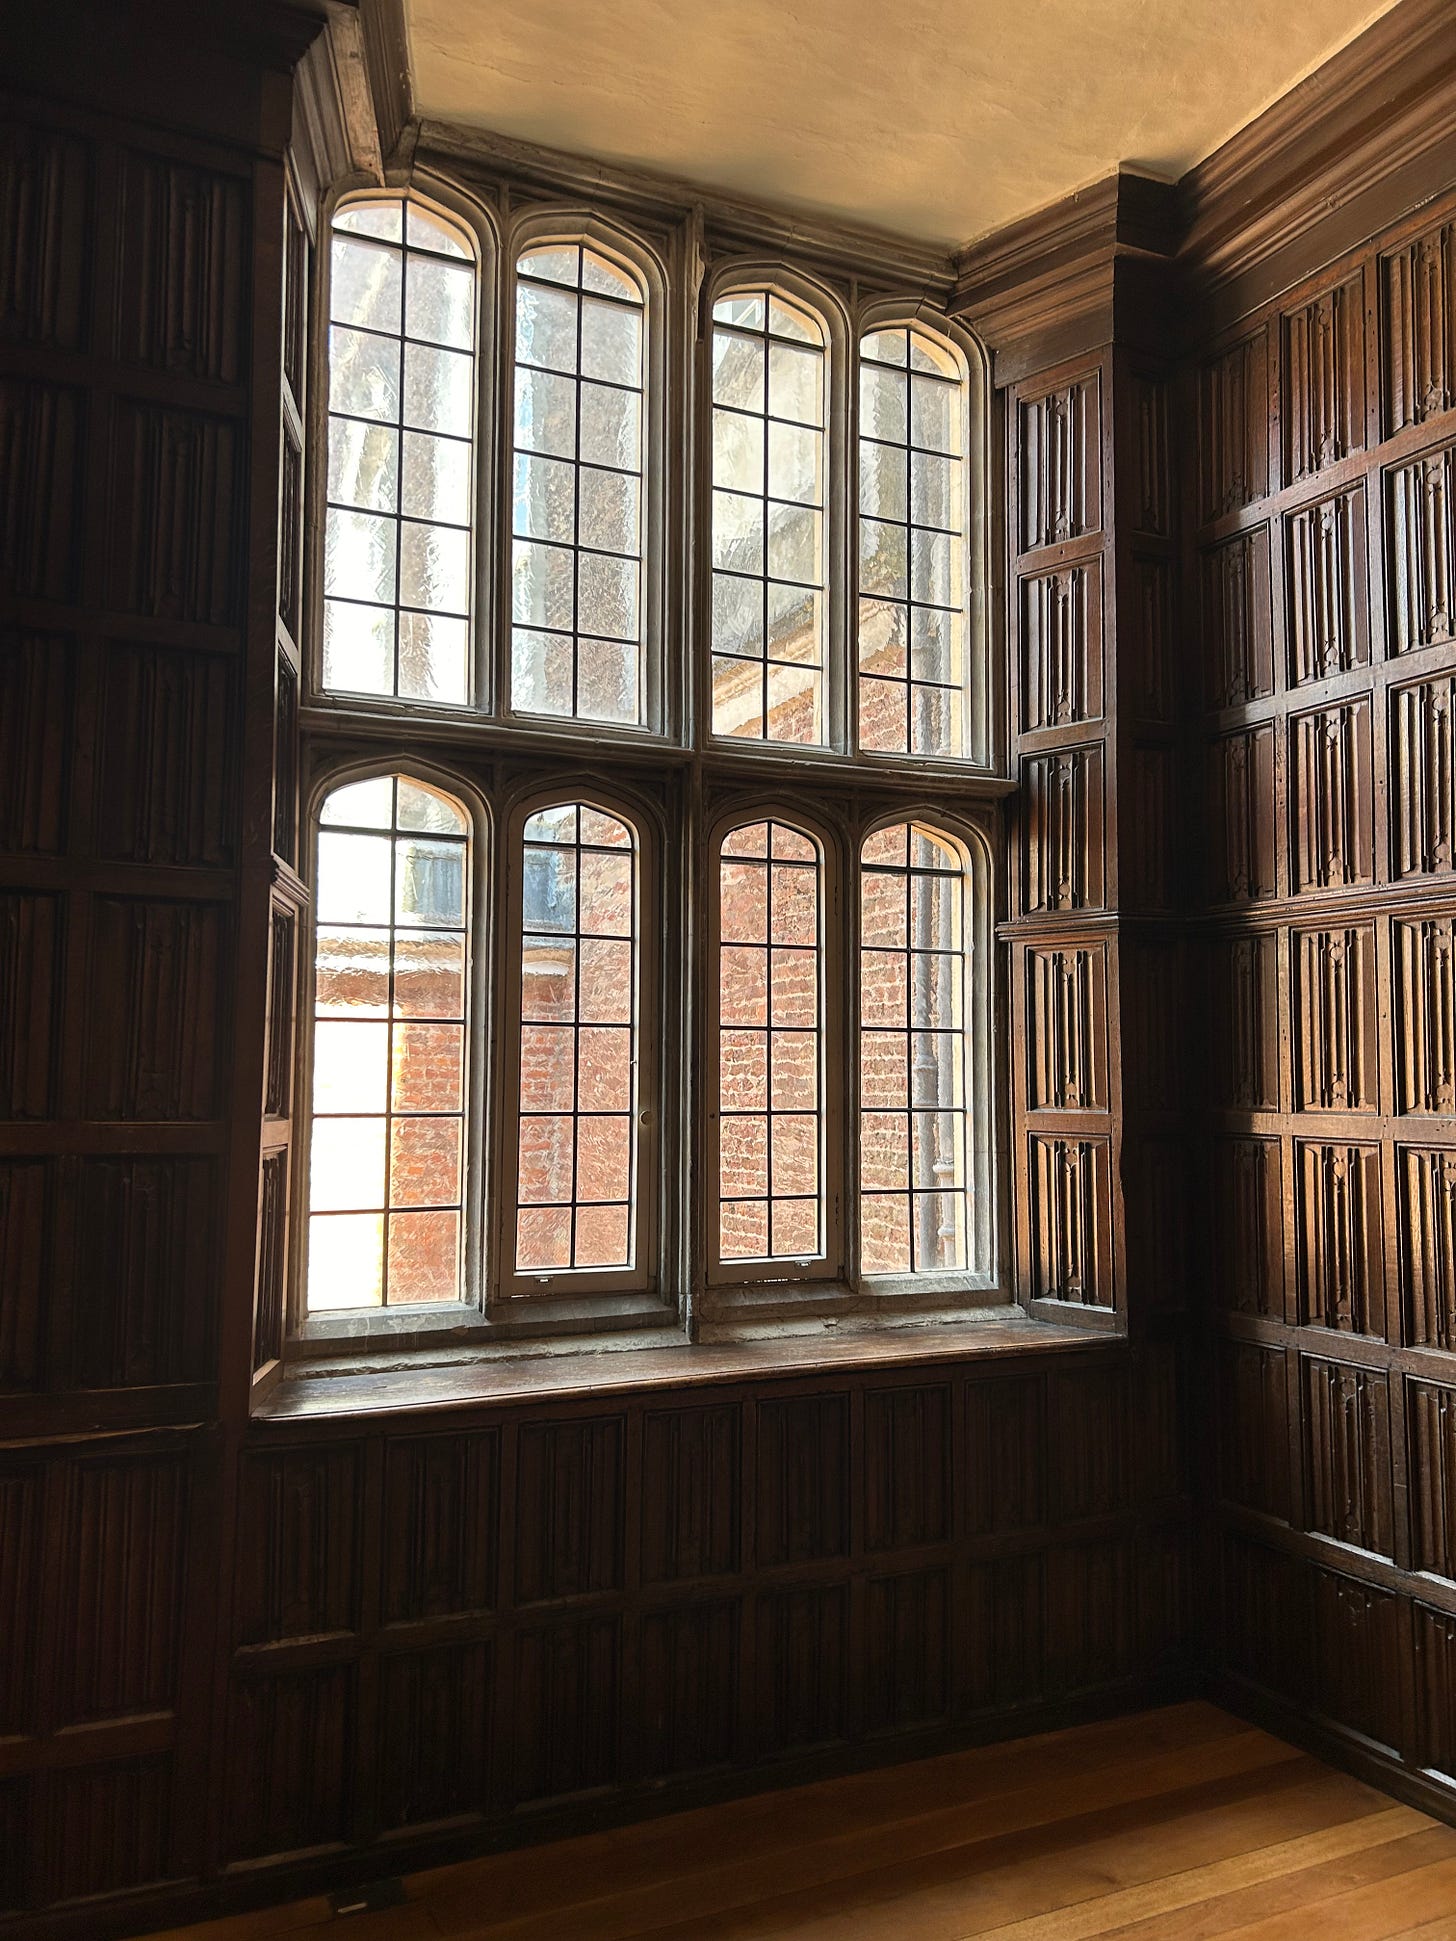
403,0,1402,248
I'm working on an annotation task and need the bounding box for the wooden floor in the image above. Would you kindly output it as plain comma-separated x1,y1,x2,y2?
154,1703,1456,1940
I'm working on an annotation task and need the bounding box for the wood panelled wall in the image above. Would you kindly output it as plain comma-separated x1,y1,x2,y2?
1195,182,1456,1799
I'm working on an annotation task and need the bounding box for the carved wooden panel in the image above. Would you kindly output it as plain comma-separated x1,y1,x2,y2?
512,1617,619,1802
60,1453,189,1723
1209,933,1279,1110
964,1374,1045,1534
1295,1140,1384,1336
105,402,242,626
71,1156,217,1387
0,630,71,855
1413,1605,1456,1782
113,151,248,383
1211,1137,1284,1319
1021,745,1105,913
376,1642,490,1833
1220,1535,1308,1702
1400,1146,1456,1350
514,1418,624,1605
1202,528,1274,707
1044,1540,1130,1693
1127,554,1175,722
252,1149,287,1374
1293,925,1378,1113
225,1666,355,1862
1028,1134,1112,1308
1048,1366,1126,1522
1018,371,1100,552
1290,699,1373,892
0,892,58,1119
0,119,89,349
1396,918,1455,1114
1283,277,1365,483
516,1413,625,1607
1391,673,1455,877
0,1462,43,1737
1122,939,1181,1112
0,1162,45,1390
273,646,298,867
1308,1568,1401,1751
1199,331,1268,522
756,1394,849,1567
1027,944,1108,1112
264,902,296,1120
234,1444,361,1645
49,1758,173,1902
1218,1340,1289,1521
1125,746,1174,911
83,897,225,1119
863,1384,950,1552
1206,727,1277,904
640,1404,740,1584
864,1568,949,1734
1409,1381,1456,1579
1286,485,1369,685
1302,1358,1392,1557
1383,217,1456,434
96,643,236,867
0,378,84,602
638,1601,738,1777
964,1555,1044,1714
758,1584,849,1754
1387,441,1454,657
381,1431,497,1622
1130,371,1171,538
1019,561,1103,729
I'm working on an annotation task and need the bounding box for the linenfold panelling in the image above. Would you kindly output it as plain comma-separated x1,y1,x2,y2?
1196,183,1456,1778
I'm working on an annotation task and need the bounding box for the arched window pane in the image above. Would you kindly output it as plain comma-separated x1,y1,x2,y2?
718,820,823,1260
516,804,639,1270
307,776,470,1311
858,326,967,757
511,244,647,727
323,195,476,706
710,292,827,745
859,822,970,1273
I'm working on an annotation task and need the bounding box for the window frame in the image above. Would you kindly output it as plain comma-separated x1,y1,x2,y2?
703,801,845,1291
493,780,665,1310
499,208,674,741
292,757,494,1344
286,157,1009,1363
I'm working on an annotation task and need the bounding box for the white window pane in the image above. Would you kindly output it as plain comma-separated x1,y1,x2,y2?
323,600,394,695
516,280,579,373
403,341,472,433
400,430,470,525
407,254,474,349
325,507,396,604
400,521,470,613
580,295,641,385
329,418,398,514
308,1213,384,1308
329,324,399,422
580,380,641,470
321,776,394,828
398,613,468,703
515,365,577,459
512,539,575,630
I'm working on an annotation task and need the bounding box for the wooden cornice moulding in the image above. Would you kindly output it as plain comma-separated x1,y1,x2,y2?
1180,0,1456,311
952,170,1180,384
415,120,958,294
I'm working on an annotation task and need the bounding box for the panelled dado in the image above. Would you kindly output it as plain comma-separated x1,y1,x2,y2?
1197,173,1456,1798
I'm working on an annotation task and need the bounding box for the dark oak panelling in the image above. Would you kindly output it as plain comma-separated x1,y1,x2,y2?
1018,562,1103,730
71,1156,217,1388
1391,672,1455,877
1383,216,1456,435
1287,485,1369,685
1203,527,1274,707
0,633,71,856
1387,440,1455,658
1400,1145,1456,1349
1017,374,1101,551
1199,331,1268,521
1283,275,1366,484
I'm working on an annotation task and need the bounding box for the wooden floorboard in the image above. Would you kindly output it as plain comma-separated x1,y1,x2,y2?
149,1705,1456,1940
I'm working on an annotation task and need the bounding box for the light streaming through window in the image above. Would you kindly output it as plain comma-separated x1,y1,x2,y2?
718,821,823,1260
322,198,476,705
308,775,469,1310
859,823,970,1272
710,293,827,744
857,327,967,756
511,245,647,726
516,804,640,1272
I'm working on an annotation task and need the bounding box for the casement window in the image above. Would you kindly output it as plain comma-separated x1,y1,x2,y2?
295,182,999,1347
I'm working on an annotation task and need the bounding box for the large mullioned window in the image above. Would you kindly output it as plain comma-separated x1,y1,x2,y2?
299,185,995,1338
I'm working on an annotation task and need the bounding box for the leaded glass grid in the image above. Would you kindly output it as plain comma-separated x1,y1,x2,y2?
857,326,967,757
511,245,647,727
515,804,640,1272
323,197,476,705
307,774,470,1310
710,292,827,745
718,820,823,1261
858,822,970,1272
